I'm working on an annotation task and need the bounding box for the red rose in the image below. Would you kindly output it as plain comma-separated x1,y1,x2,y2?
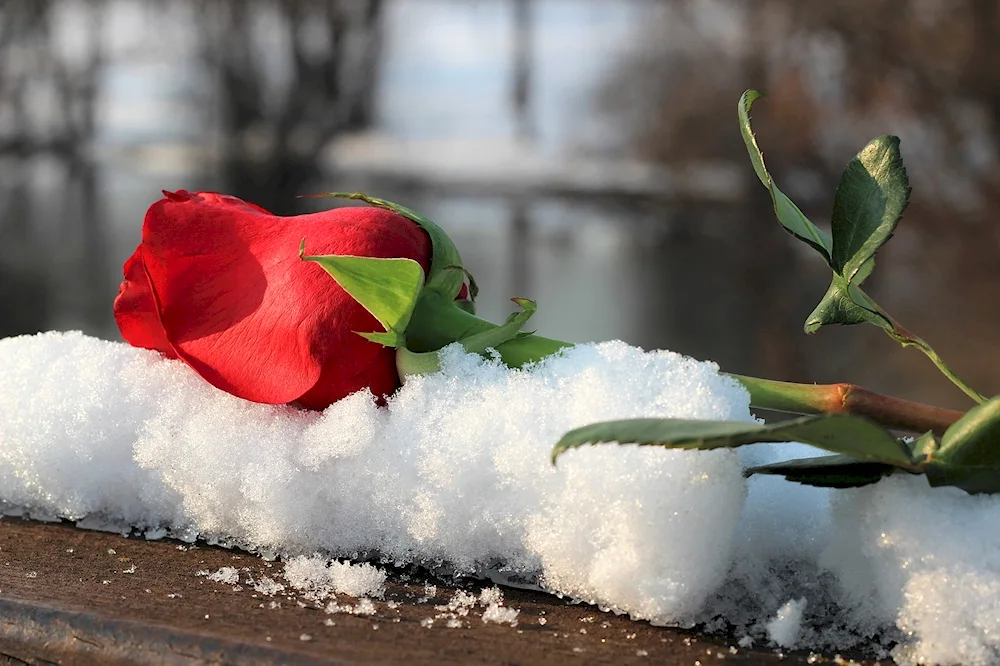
113,190,431,410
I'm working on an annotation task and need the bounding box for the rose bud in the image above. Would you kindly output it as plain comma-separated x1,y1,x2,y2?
114,190,432,410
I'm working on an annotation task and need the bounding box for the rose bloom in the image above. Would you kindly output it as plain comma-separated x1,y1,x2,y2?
114,190,431,410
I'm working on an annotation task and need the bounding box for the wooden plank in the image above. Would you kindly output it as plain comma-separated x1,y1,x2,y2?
0,518,879,665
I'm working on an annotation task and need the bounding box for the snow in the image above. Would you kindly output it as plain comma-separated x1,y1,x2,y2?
826,475,1000,666
422,586,518,627
283,556,387,600
250,575,285,596
324,598,378,616
0,330,747,625
200,566,240,585
2,330,1000,663
766,598,807,648
481,603,520,626
436,590,478,616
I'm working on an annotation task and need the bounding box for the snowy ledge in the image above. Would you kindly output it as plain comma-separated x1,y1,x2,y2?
1,332,999,665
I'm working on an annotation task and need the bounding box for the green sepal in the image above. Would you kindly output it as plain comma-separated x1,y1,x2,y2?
395,346,444,378
455,300,477,315
739,90,833,261
358,331,403,347
744,454,899,489
459,298,536,355
300,243,424,348
314,192,469,301
396,298,538,380
446,265,479,302
551,413,917,467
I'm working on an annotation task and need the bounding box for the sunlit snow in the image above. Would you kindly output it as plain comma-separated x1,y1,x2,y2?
283,556,387,601
1,330,998,664
766,597,807,648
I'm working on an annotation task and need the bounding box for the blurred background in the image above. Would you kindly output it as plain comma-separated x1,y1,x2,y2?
1,0,998,409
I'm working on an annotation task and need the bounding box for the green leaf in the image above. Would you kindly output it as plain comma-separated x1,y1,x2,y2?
736,92,983,407
745,454,898,488
551,413,916,466
738,90,832,262
831,135,910,282
924,466,1000,495
922,397,1000,493
301,251,425,348
804,274,892,334
932,396,1000,468
738,95,908,339
906,431,939,459
853,256,875,287
801,136,911,337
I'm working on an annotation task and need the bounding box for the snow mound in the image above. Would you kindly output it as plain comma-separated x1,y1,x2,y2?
5,331,995,663
0,331,749,626
826,475,1000,666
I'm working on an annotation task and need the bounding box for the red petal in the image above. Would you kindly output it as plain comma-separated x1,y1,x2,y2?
141,191,430,407
113,246,178,358
296,346,400,410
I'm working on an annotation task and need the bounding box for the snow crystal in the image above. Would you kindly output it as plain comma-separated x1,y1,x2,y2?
200,567,240,585
766,598,806,648
478,587,519,626
325,598,377,616
251,575,285,596
436,590,477,616
482,604,520,626
479,586,503,607
354,598,377,616
283,556,386,600
428,586,519,627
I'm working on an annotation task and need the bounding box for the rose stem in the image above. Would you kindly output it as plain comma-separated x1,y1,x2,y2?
731,374,964,435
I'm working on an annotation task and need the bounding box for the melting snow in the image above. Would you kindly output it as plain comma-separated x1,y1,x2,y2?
1,330,997,664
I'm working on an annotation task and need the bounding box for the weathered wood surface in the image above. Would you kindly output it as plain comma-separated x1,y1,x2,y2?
0,518,878,665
